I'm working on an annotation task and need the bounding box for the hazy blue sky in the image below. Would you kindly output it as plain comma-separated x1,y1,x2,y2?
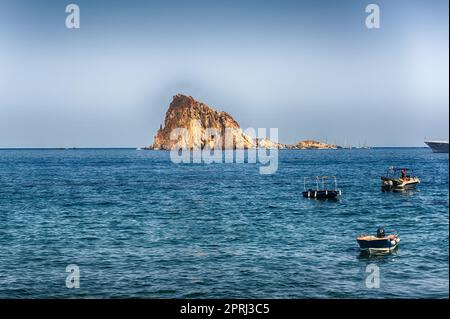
0,0,448,147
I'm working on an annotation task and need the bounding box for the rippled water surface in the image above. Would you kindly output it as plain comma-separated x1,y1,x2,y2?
0,148,448,298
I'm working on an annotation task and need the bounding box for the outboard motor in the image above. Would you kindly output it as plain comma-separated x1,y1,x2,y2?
376,227,385,238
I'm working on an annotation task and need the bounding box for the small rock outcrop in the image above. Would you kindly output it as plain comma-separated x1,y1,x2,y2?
296,140,337,149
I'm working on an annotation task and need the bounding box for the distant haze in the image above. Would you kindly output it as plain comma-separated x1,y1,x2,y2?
0,0,448,148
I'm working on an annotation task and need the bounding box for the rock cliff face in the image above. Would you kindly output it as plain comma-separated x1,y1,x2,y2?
152,94,255,150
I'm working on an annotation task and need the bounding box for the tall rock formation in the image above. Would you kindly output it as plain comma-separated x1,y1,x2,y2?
152,94,255,150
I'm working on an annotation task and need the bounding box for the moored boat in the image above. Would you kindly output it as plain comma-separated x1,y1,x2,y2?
357,228,400,253
302,176,342,200
381,167,420,192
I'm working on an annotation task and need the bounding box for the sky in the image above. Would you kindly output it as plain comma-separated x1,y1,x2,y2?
0,0,448,147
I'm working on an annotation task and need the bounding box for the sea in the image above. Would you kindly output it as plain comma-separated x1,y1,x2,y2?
0,148,448,298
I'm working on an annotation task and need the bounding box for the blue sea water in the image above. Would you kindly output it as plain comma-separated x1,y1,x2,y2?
0,148,448,298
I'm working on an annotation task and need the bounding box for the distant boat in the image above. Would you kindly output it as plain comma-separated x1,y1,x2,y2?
361,141,371,149
343,139,352,150
425,140,449,153
136,147,142,151
356,141,371,149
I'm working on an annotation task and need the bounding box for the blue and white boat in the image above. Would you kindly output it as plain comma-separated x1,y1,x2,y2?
356,228,400,253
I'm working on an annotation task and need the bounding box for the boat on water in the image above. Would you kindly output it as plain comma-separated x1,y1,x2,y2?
425,140,449,153
357,228,400,253
302,176,342,200
381,167,420,192
356,141,372,150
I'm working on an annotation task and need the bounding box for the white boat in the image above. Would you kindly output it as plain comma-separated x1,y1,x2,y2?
425,141,449,153
381,167,420,192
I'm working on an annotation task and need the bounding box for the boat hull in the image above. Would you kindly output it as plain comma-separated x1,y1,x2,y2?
357,237,400,253
302,190,341,200
381,177,420,192
425,141,449,153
